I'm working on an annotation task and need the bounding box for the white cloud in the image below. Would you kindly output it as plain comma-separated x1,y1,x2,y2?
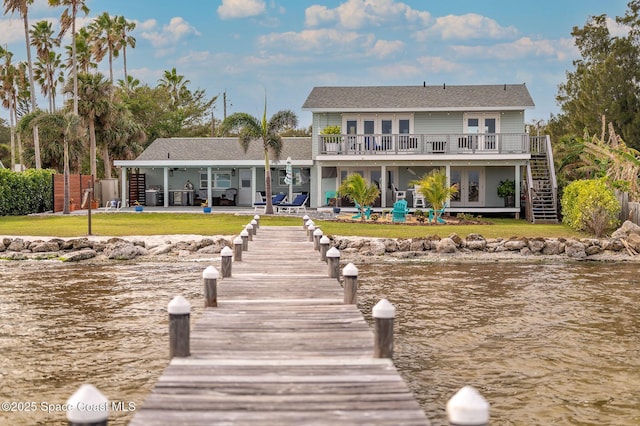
137,19,157,31
141,17,201,48
606,16,630,38
451,37,575,61
218,0,266,20
370,39,404,58
369,63,420,80
416,56,460,73
258,28,372,52
0,18,30,44
416,13,518,41
305,0,431,30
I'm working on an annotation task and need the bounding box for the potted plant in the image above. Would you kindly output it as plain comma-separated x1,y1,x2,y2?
497,179,516,207
202,200,211,213
134,200,144,212
320,125,342,153
91,199,100,209
69,198,76,212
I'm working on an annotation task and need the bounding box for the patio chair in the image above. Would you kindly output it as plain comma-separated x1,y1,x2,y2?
391,199,409,223
276,193,308,214
102,199,121,212
253,193,287,212
413,185,426,208
429,203,448,224
352,202,372,220
393,185,406,201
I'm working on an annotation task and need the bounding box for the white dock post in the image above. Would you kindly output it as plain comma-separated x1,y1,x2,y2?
233,236,243,261
240,229,249,251
305,219,314,237
343,263,358,304
319,235,330,262
307,225,315,242
67,384,109,426
446,386,490,426
372,298,395,359
168,295,191,358
203,266,219,307
253,214,260,229
245,223,254,239
313,227,323,250
302,214,310,229
220,246,233,278
326,247,340,280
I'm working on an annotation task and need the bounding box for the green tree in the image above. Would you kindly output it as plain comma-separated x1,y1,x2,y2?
410,169,459,213
220,103,298,214
88,12,119,83
3,0,42,169
561,178,620,237
338,173,380,221
29,20,61,112
114,15,135,82
64,26,96,74
49,0,90,116
157,67,190,106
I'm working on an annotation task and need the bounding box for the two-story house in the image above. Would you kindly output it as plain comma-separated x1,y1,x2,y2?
302,84,557,221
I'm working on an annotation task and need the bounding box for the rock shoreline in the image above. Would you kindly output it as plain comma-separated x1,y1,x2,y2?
2,221,639,263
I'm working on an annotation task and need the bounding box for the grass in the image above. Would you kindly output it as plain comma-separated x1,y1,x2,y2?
0,213,586,239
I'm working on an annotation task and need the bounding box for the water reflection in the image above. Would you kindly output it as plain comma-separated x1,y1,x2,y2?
1,259,639,425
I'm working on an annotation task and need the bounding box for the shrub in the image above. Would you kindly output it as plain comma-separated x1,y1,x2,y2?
0,168,55,216
561,178,620,237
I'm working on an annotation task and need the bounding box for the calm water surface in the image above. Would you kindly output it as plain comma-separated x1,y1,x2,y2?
1,258,639,425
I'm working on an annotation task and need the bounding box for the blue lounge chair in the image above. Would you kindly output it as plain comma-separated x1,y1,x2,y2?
253,193,287,212
276,193,308,214
391,199,409,222
429,203,448,224
352,203,372,220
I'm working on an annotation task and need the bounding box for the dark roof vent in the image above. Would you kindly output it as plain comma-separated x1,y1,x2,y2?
423,81,426,87
443,83,446,90
504,84,507,90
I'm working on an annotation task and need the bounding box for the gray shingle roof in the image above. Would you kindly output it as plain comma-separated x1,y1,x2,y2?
135,137,311,162
302,84,535,111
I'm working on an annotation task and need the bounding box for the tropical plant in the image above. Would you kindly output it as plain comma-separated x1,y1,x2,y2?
497,179,516,198
3,0,42,168
49,0,90,115
29,19,62,112
220,102,298,214
114,15,135,82
410,169,459,213
88,12,119,83
158,67,190,106
64,26,96,74
0,47,18,169
561,178,620,237
337,173,380,221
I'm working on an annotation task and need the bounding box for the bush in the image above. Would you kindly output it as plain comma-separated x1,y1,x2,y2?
561,178,620,237
0,169,55,216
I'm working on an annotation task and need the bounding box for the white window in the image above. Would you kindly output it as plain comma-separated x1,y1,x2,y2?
200,171,232,189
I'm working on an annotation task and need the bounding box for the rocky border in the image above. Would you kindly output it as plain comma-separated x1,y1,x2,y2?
1,221,639,263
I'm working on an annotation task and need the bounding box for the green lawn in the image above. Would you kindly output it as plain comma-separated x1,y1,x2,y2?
0,213,586,239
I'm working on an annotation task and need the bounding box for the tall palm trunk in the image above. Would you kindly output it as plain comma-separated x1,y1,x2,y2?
88,118,96,178
21,9,41,169
263,150,273,214
102,145,111,178
63,138,70,214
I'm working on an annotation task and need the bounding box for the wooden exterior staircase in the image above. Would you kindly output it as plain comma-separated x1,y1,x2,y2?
527,136,558,223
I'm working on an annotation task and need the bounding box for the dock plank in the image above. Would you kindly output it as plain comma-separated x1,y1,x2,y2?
131,226,429,425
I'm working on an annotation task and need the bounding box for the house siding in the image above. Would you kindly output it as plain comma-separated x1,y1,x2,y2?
414,112,464,134
500,111,525,133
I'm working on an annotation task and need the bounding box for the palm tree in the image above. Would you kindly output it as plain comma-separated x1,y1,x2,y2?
3,0,42,169
64,27,96,74
88,12,119,83
32,111,83,213
117,74,140,92
220,102,298,214
410,169,459,213
157,67,190,106
30,20,61,112
114,15,135,82
67,72,111,178
0,47,17,169
49,0,90,116
337,173,380,221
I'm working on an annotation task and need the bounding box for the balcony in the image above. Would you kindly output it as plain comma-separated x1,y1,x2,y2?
319,133,547,155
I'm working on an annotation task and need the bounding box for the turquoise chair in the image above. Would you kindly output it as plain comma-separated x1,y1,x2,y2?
429,203,448,224
352,203,372,220
391,199,409,222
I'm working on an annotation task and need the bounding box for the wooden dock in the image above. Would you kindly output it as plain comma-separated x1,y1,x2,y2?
130,225,429,425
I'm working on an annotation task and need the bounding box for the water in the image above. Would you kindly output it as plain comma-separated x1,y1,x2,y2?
1,259,639,425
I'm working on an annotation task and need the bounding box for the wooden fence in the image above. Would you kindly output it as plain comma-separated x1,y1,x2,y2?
616,191,640,225
52,174,93,213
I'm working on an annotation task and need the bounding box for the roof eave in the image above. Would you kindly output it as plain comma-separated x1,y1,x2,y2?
303,106,534,113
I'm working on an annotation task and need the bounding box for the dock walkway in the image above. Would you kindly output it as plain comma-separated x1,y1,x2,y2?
131,225,429,425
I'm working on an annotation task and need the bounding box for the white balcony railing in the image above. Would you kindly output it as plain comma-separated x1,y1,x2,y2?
319,133,533,155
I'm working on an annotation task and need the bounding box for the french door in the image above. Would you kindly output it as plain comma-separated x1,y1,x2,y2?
450,167,484,207
464,114,499,150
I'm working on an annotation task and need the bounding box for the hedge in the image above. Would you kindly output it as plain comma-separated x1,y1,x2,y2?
0,168,55,216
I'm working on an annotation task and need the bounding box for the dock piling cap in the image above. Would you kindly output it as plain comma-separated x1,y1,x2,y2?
221,246,233,257
233,236,243,245
67,384,108,423
313,228,323,236
168,295,191,315
342,262,358,277
320,235,330,243
326,247,340,258
306,219,315,227
372,298,395,319
203,265,219,279
240,230,249,237
250,219,257,225
303,214,310,220
446,385,489,425
254,214,260,220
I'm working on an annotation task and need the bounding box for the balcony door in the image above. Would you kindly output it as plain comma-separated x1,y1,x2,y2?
464,114,499,150
450,167,484,207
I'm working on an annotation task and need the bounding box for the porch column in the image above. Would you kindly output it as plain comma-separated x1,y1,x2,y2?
207,167,212,206
162,168,168,207
515,165,521,219
251,167,257,204
380,165,387,207
316,163,323,209
120,168,127,207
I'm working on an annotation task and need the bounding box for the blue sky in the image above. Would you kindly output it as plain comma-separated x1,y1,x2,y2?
0,0,631,128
